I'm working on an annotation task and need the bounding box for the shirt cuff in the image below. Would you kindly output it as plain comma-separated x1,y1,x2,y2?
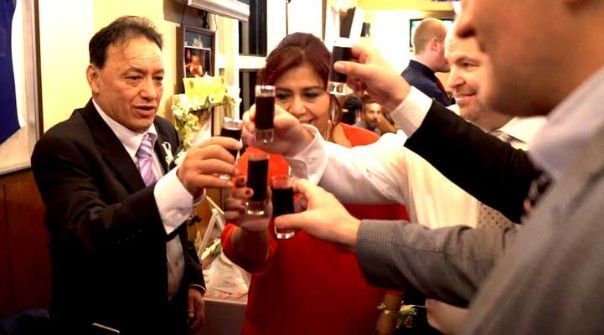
154,168,200,235
284,124,329,184
390,86,433,137
189,284,207,294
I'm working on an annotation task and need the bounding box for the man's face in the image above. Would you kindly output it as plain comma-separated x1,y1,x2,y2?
362,102,383,128
456,0,555,116
446,36,512,130
88,37,164,133
446,37,488,124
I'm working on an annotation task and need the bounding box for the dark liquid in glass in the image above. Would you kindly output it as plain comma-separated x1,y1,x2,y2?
247,158,269,201
220,126,242,158
329,46,352,83
271,187,295,217
255,96,275,130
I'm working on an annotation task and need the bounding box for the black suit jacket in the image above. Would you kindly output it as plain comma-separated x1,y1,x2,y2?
31,100,204,335
405,101,541,222
401,60,455,107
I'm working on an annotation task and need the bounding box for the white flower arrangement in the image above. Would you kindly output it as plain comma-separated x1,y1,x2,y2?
171,83,241,165
171,93,205,151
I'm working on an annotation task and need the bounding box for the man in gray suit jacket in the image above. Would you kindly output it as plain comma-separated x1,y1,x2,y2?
239,0,604,333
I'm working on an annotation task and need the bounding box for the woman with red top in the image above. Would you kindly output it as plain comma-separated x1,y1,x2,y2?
221,33,408,335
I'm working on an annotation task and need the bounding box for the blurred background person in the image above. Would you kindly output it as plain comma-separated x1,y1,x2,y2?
402,18,454,106
221,32,408,335
355,93,397,136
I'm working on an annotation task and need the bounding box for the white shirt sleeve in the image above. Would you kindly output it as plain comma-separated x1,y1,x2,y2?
284,87,433,205
286,127,411,204
318,131,410,204
390,86,434,137
154,168,200,235
285,125,330,184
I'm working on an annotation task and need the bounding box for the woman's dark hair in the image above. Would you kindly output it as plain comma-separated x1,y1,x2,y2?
89,16,163,68
259,33,342,125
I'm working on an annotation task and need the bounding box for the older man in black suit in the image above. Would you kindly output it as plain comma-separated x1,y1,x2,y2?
31,16,239,335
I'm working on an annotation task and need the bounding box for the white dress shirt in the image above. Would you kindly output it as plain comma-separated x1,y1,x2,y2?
93,99,195,299
286,89,545,228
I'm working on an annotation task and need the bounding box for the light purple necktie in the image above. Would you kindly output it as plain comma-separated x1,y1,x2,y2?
136,133,157,186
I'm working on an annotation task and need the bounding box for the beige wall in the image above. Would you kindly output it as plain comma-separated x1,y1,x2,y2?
39,0,93,130
39,0,183,130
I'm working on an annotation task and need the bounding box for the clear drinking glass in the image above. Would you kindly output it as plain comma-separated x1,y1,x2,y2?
327,38,353,96
218,117,243,180
271,174,296,239
245,153,269,216
254,85,275,143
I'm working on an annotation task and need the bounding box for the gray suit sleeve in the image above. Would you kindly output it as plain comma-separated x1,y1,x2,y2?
355,220,519,307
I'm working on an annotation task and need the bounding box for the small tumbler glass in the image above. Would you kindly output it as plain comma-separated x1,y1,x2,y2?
220,117,243,158
245,153,269,216
218,117,243,180
327,39,353,96
271,174,296,239
254,85,275,143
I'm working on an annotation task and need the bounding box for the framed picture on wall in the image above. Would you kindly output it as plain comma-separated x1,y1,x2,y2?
184,46,212,78
178,25,215,85
0,0,41,175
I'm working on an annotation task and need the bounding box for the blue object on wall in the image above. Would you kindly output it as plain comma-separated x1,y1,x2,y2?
0,0,21,144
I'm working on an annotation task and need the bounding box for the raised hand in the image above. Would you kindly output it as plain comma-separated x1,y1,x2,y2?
241,104,314,157
176,136,241,197
274,179,361,248
334,40,411,113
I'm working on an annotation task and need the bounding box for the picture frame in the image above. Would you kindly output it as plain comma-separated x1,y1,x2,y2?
0,0,41,175
178,25,215,85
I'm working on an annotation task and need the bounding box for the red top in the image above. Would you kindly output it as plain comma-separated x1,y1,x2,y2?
222,124,409,335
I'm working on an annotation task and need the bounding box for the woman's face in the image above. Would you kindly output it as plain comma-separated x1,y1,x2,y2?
273,63,331,136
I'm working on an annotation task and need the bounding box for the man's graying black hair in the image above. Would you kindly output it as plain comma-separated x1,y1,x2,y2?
89,16,163,68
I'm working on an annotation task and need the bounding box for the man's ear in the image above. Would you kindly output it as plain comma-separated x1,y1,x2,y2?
429,37,439,51
86,64,100,94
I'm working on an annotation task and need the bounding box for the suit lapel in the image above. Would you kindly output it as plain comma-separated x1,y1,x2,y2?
80,100,146,192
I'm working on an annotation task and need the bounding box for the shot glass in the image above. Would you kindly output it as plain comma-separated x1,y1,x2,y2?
254,85,275,143
245,153,269,216
218,117,243,180
327,38,353,96
220,117,243,158
271,174,296,239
